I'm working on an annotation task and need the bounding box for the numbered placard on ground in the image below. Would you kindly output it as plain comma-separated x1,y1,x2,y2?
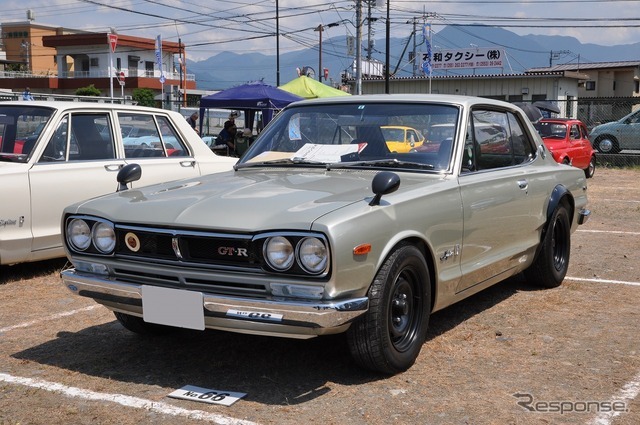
168,385,246,406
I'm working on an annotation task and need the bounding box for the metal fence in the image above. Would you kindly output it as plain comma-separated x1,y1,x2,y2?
534,97,640,130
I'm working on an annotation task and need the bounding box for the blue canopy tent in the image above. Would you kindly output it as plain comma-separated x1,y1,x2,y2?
198,81,303,134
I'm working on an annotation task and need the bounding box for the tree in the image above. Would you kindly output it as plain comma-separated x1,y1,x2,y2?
75,84,102,97
132,88,155,107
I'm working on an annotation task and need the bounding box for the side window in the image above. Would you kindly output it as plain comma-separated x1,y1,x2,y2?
461,124,477,173
580,125,589,139
507,112,534,165
69,113,115,161
119,113,189,158
157,115,189,156
466,109,534,171
472,110,511,170
569,125,580,140
39,115,69,162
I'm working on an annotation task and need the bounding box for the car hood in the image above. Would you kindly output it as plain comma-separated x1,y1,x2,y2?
69,168,439,231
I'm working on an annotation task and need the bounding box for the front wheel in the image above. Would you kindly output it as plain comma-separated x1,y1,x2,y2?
524,204,571,288
347,243,431,374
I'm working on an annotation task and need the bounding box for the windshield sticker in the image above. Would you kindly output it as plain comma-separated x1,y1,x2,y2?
293,143,364,163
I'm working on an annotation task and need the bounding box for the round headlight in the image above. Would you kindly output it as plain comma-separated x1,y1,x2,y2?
264,236,294,271
298,237,328,274
67,219,91,251
92,221,116,254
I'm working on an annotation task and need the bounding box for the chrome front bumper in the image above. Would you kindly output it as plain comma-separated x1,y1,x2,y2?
61,269,369,338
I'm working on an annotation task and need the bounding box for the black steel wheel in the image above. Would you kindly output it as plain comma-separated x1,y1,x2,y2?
525,203,571,288
347,243,431,374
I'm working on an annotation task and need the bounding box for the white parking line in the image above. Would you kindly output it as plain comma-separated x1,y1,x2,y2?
565,276,640,287
577,229,640,236
0,305,100,334
0,373,259,425
590,370,640,425
600,199,640,204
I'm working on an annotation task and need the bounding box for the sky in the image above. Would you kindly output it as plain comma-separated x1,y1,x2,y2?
4,0,640,61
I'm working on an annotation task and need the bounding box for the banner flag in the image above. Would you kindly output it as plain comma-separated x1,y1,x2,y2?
155,35,166,84
421,24,432,76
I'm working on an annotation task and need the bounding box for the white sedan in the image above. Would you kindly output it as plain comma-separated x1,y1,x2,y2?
0,101,236,266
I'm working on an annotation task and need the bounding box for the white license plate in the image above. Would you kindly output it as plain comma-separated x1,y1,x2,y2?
142,286,204,330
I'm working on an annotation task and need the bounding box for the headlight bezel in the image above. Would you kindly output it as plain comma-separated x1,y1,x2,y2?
259,232,330,277
65,215,116,256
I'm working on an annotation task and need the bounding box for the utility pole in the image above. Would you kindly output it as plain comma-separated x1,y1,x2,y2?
276,0,280,86
355,0,362,95
384,0,390,93
366,1,374,60
412,18,418,77
315,25,323,82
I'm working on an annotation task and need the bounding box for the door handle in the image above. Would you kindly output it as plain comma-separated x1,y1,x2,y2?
517,179,528,190
105,164,124,172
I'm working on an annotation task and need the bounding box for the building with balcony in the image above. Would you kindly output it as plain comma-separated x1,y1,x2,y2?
0,21,194,102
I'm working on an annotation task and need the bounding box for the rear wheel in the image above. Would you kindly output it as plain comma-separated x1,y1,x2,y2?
114,311,174,335
524,203,571,288
594,135,620,154
347,243,431,374
584,156,596,178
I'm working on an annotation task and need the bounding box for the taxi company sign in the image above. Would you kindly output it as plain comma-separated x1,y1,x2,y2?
426,48,504,70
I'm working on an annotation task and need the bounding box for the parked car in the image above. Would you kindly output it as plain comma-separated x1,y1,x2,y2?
536,118,596,178
60,95,590,374
0,101,236,266
589,109,640,153
380,125,425,153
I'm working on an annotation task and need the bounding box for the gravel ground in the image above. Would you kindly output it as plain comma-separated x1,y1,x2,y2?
1,166,639,425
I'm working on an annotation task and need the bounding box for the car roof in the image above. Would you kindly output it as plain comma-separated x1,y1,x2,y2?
0,101,176,115
286,93,515,109
540,118,584,124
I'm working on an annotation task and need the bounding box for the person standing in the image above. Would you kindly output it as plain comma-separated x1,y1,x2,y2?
186,112,199,134
22,87,34,101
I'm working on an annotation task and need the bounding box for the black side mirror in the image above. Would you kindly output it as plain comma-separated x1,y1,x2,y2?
117,163,142,192
369,171,400,206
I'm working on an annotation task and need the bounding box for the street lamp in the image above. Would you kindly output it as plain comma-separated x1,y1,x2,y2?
314,22,339,83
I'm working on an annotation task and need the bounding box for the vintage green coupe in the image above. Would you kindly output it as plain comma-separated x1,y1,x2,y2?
60,95,590,374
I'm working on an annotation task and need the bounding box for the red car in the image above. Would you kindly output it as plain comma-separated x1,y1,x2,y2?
536,118,596,178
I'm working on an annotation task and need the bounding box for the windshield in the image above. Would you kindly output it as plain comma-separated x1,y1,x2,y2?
238,102,460,172
0,106,55,163
536,122,567,139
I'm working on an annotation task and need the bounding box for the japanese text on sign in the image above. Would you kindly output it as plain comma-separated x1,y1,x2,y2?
426,48,504,70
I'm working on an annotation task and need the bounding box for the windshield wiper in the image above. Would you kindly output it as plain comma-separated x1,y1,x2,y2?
326,158,435,170
234,158,325,170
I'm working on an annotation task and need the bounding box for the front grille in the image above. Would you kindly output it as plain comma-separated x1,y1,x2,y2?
115,225,260,269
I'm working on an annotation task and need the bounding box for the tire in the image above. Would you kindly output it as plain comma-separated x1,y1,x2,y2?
524,203,571,288
584,156,596,179
347,243,431,374
594,135,620,154
114,311,174,335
